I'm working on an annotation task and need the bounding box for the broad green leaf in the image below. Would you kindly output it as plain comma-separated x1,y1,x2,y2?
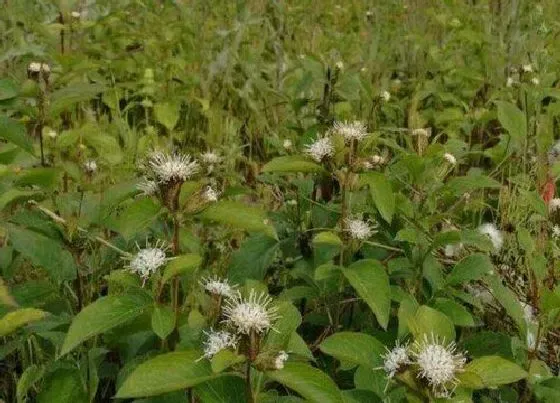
0,189,38,211
465,356,527,387
14,168,61,190
0,308,46,336
319,332,385,368
61,292,152,355
354,365,387,399
228,234,279,283
17,364,44,403
37,368,87,403
432,298,476,327
410,305,455,341
343,259,390,329
9,225,76,282
162,254,201,283
151,305,175,340
342,389,382,403
0,116,33,154
360,172,395,223
447,254,493,285
312,231,342,247
201,201,277,239
0,78,18,100
84,133,122,165
446,174,501,196
266,362,344,403
104,198,162,240
262,156,325,173
116,350,215,398
154,102,180,131
0,277,17,306
496,101,526,151
194,376,246,403
484,275,526,333
265,301,301,350
210,350,246,373
49,83,106,115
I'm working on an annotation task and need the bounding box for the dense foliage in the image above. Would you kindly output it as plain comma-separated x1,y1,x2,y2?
1,0,560,402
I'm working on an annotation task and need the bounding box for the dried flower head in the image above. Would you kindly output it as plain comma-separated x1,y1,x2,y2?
305,136,334,162
127,241,168,281
201,151,221,166
200,329,238,360
274,351,289,370
83,160,98,174
478,223,503,251
443,153,457,165
136,178,159,196
549,198,560,213
333,120,368,142
148,151,199,183
203,186,219,202
345,218,373,240
222,289,280,335
411,334,466,398
200,275,236,298
382,342,410,378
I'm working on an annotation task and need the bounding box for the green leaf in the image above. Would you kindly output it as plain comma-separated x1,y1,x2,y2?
61,292,152,355
446,173,501,196
319,332,385,368
265,301,301,350
342,389,382,403
17,364,44,403
0,308,46,337
210,350,246,373
360,172,395,223
162,254,202,283
0,115,34,154
432,298,476,327
201,201,277,239
84,133,122,165
0,277,17,307
37,368,87,403
116,350,216,398
49,83,106,115
151,305,175,340
0,189,38,211
312,231,342,247
447,254,493,285
496,101,526,151
104,198,162,240
343,259,390,329
484,275,526,333
262,156,325,173
228,234,279,283
154,102,180,131
9,225,76,282
409,305,455,341
0,79,18,100
266,362,344,403
194,376,246,403
15,168,61,190
465,356,527,387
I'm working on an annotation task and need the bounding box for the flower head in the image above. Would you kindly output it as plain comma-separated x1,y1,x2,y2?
411,128,431,138
506,77,515,87
549,198,560,213
283,139,293,150
382,342,410,378
274,351,289,370
380,90,391,102
46,129,57,139
201,151,221,165
345,218,373,240
552,225,560,239
203,186,219,202
71,11,81,18
83,160,98,174
531,77,540,86
333,120,368,142
411,334,466,398
127,241,168,281
305,136,334,162
522,64,533,73
443,153,456,165
148,151,199,183
200,329,238,360
200,275,236,298
136,178,158,196
478,223,503,251
222,289,279,335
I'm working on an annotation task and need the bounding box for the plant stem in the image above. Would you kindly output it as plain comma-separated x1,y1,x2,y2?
245,360,254,403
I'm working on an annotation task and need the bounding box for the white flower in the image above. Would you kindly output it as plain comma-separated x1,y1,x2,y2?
526,331,537,351
127,241,168,280
443,153,456,165
333,120,368,142
522,64,533,73
71,11,81,18
200,275,235,298
136,178,158,196
305,136,334,162
46,129,57,139
549,198,560,213
148,152,199,183
531,77,540,86
345,218,373,240
28,62,42,72
411,128,430,138
478,223,503,251
203,186,219,202
552,225,560,239
83,160,98,174
382,342,410,378
506,77,515,87
274,351,289,369
380,90,391,102
222,289,279,335
286,199,297,206
411,334,466,398
283,139,293,149
520,302,536,324
200,329,238,360
370,155,386,165
201,151,221,165
335,61,344,70
444,243,463,257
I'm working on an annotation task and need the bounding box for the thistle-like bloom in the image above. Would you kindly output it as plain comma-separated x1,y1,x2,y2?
200,329,239,360
382,342,410,378
478,223,503,251
274,351,289,370
549,198,560,213
203,186,219,202
305,136,334,162
380,90,391,102
411,334,466,398
283,139,293,149
443,153,457,165
222,289,279,335
201,151,221,165
200,275,236,298
136,177,158,196
127,241,168,280
148,151,199,183
333,120,368,142
522,64,533,73
345,218,373,240
552,225,560,239
531,77,540,86
83,160,98,174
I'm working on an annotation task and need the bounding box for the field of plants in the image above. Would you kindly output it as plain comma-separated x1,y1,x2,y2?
1,0,560,402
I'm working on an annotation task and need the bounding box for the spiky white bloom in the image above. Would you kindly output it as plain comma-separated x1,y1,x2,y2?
148,152,199,183
506,77,515,87
304,136,334,162
40,63,50,73
283,139,293,149
411,128,430,138
83,160,98,174
411,334,466,398
333,120,368,142
200,275,235,298
46,129,57,139
71,11,81,18
549,198,560,213
443,153,456,165
531,77,540,86
382,342,410,378
380,90,391,102
335,61,344,70
552,225,560,239
478,223,503,251
222,289,279,335
345,218,373,240
200,329,238,360
136,178,158,196
203,186,219,202
201,151,221,165
28,62,42,72
522,64,533,73
128,241,168,280
274,351,289,369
